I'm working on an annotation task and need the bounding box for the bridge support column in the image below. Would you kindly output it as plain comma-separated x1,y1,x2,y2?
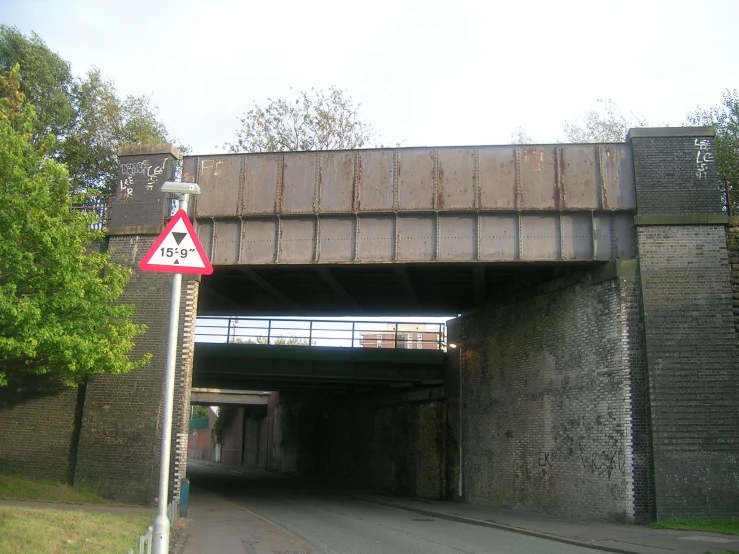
630,127,739,519
450,266,650,522
73,145,200,505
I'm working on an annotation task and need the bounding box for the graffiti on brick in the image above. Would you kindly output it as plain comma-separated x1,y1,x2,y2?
538,452,552,467
119,175,134,198
119,157,168,191
145,158,168,189
608,481,626,501
580,447,625,480
694,138,714,180
554,417,626,482
514,459,532,483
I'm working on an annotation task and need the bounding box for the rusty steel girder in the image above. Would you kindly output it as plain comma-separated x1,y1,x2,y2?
183,144,636,264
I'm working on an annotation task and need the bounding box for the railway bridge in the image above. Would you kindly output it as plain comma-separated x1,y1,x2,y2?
1,127,737,523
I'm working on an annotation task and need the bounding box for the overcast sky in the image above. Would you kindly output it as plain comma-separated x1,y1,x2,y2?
3,0,738,155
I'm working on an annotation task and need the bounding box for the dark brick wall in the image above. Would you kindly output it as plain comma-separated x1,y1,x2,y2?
637,225,739,518
242,409,268,469
173,279,199,502
267,393,319,475
632,128,739,519
0,380,80,483
317,390,449,498
455,271,651,522
630,131,721,215
727,226,739,351
220,407,245,466
73,146,199,504
264,390,449,499
74,236,200,503
109,147,176,231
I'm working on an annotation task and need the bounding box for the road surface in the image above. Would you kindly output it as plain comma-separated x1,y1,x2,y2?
186,460,600,554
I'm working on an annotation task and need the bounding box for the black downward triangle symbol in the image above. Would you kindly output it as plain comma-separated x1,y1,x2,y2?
174,259,180,265
172,232,187,245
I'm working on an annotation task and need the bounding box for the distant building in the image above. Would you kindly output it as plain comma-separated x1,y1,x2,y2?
360,323,444,350
187,406,217,461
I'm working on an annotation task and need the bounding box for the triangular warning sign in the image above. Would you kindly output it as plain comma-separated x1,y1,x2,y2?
138,210,213,275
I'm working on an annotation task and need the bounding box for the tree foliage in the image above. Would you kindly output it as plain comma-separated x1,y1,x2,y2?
190,405,210,419
211,405,239,446
0,27,74,141
687,89,739,179
224,86,375,153
510,126,533,144
563,99,647,143
0,26,172,193
61,68,169,193
0,66,149,387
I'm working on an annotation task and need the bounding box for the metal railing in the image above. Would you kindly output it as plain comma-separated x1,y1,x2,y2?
71,194,113,230
127,502,177,554
196,317,448,351
722,177,739,218
128,526,153,554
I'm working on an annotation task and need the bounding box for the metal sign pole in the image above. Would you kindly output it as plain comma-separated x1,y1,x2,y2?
152,192,189,554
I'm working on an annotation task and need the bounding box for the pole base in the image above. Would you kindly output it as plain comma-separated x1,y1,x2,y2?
151,513,170,554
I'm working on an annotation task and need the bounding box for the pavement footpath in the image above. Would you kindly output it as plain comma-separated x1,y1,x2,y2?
350,493,739,554
180,486,312,554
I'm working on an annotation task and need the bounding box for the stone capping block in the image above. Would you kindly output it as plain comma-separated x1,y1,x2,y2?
118,143,181,159
592,259,639,284
106,225,165,236
627,126,715,140
634,214,729,226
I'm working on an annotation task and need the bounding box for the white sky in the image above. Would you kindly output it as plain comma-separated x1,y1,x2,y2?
3,0,738,155
195,316,450,346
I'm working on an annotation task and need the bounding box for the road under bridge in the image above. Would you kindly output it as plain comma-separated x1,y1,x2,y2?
1,127,737,525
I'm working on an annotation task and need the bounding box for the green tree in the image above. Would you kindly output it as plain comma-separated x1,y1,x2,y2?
224,86,375,153
191,405,210,419
0,66,149,387
61,68,169,193
0,26,74,142
211,405,239,446
687,89,739,179
563,99,647,143
0,26,173,193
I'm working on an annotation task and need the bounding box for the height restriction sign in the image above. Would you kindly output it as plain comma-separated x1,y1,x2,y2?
138,210,213,275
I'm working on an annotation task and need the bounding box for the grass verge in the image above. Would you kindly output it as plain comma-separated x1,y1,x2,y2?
0,475,108,504
0,506,153,554
649,516,739,535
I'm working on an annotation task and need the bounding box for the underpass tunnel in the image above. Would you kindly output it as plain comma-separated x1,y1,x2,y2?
186,259,627,510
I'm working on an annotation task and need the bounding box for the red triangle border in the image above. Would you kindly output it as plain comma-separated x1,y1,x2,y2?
138,210,213,275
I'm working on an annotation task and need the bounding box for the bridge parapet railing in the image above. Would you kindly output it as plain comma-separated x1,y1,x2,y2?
195,317,447,351
71,194,113,230
722,177,739,218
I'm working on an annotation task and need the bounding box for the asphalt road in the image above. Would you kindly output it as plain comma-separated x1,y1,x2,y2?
186,461,601,554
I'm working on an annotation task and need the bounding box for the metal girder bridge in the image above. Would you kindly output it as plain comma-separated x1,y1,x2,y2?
184,144,635,265
182,144,637,315
192,343,444,392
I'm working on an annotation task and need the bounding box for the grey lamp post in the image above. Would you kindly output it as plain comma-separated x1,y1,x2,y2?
152,181,201,554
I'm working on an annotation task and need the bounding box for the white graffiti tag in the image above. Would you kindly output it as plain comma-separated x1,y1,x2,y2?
119,175,134,198
146,158,168,190
120,159,151,177
695,139,715,180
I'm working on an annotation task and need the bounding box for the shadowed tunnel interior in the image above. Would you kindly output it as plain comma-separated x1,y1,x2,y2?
196,262,602,317
188,259,608,502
